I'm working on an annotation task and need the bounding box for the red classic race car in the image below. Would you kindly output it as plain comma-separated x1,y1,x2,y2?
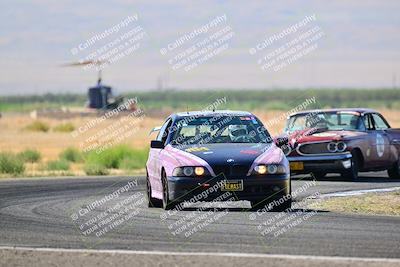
277,108,400,180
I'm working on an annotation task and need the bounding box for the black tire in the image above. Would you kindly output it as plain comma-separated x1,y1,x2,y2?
388,158,400,179
341,151,359,181
250,199,269,211
146,175,162,208
311,172,326,180
250,198,292,212
161,170,181,210
274,180,292,212
273,198,292,212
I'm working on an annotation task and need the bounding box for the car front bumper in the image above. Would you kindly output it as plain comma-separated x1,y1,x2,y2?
288,153,352,174
167,174,290,202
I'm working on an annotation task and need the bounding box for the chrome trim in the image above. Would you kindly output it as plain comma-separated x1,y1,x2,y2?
327,142,337,153
391,139,400,145
296,140,349,156
288,153,352,162
336,141,347,152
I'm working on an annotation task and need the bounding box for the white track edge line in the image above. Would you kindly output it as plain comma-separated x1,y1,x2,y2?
0,246,399,262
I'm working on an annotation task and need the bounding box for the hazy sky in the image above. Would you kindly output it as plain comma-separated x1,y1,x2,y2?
0,0,399,95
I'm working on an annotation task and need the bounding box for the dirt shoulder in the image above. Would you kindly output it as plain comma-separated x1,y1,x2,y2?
309,191,400,216
1,247,400,267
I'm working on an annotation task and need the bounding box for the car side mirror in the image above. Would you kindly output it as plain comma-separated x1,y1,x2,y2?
275,137,288,148
150,140,165,149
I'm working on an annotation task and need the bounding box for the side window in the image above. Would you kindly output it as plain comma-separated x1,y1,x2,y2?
156,118,172,142
357,117,366,131
372,114,389,130
161,119,173,144
363,114,374,130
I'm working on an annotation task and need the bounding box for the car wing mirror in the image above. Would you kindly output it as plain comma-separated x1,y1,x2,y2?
275,137,288,147
150,140,165,149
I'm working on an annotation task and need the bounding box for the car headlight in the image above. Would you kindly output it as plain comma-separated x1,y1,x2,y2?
194,166,205,176
254,164,286,175
267,164,278,174
183,167,194,176
254,165,267,174
327,141,347,153
327,142,337,153
173,166,210,177
336,141,347,152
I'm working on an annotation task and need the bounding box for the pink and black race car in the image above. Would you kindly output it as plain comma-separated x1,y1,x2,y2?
277,108,400,180
146,110,291,211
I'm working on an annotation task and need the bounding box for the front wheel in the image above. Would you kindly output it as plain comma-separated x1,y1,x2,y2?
388,158,400,179
161,171,181,210
250,197,292,212
146,175,162,208
341,151,359,181
311,172,326,180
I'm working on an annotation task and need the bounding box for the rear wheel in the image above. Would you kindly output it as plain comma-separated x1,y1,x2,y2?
388,158,400,179
146,175,162,208
341,151,359,181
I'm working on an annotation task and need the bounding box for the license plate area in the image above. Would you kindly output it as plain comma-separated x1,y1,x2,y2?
290,162,304,171
221,180,243,191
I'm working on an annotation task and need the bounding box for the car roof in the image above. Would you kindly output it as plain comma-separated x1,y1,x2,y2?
289,108,378,117
173,110,253,119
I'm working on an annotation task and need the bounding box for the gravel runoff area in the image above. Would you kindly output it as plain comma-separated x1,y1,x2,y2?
2,247,400,267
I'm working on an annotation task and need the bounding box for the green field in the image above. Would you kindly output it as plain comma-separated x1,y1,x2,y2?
1,88,400,112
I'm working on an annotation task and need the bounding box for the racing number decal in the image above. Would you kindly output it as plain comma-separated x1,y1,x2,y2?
376,133,385,157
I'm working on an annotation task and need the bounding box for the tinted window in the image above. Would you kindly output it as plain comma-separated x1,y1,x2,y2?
170,115,271,145
287,112,361,132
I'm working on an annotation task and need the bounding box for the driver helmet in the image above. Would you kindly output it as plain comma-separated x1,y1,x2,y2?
228,125,248,140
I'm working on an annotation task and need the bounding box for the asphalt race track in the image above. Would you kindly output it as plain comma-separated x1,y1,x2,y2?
1,173,400,259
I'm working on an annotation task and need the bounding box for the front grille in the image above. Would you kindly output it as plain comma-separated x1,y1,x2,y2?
212,164,250,178
298,143,329,155
213,166,230,178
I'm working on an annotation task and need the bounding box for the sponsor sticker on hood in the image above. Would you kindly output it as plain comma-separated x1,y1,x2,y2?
185,147,209,153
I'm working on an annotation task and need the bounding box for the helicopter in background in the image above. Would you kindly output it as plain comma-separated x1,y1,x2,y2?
62,60,134,111
29,61,136,119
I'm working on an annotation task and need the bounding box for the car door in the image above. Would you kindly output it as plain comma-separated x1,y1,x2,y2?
361,113,379,168
371,113,391,167
148,118,172,193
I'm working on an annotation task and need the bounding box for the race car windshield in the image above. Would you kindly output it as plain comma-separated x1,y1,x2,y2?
170,115,271,145
286,112,361,132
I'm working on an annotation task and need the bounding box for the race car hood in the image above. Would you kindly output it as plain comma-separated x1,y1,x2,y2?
288,129,364,145
161,142,287,178
176,143,281,165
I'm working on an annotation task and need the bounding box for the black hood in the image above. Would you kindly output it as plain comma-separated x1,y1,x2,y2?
175,143,273,177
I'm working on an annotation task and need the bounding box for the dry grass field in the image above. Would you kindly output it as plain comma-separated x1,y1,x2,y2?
309,191,400,216
0,108,399,176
